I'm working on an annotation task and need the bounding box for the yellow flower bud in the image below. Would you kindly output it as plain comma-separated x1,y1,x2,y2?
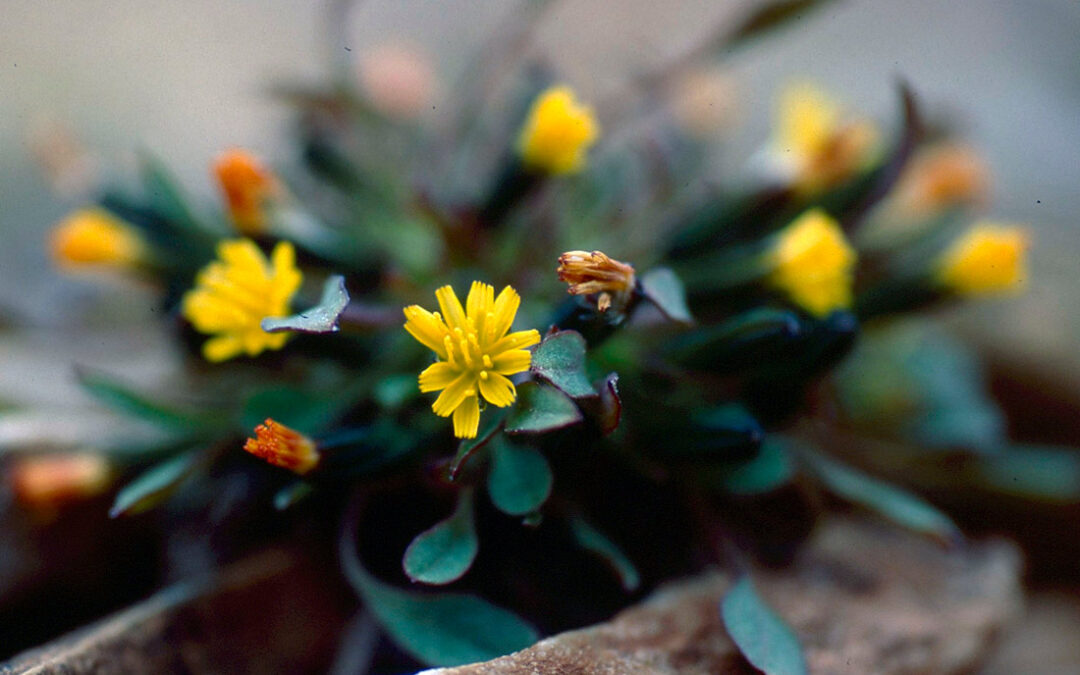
49,208,147,271
767,209,857,317
516,86,599,175
244,419,320,474
935,223,1028,296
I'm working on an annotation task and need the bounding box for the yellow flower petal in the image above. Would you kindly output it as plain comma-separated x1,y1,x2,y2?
478,371,516,408
491,349,532,376
435,285,468,332
203,334,245,363
404,305,449,358
489,286,522,340
419,361,460,393
452,396,481,439
432,373,473,418
490,329,541,356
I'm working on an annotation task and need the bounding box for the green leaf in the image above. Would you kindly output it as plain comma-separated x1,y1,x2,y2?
140,154,220,238
403,488,479,585
803,450,959,541
977,445,1080,503
273,481,314,511
664,309,801,373
530,331,596,398
721,576,807,675
343,553,539,667
569,514,640,592
240,386,353,435
78,369,215,433
505,382,583,434
262,276,350,334
449,409,507,479
110,450,200,517
678,404,763,459
487,437,553,516
718,440,795,495
726,0,837,50
595,373,622,436
639,267,693,324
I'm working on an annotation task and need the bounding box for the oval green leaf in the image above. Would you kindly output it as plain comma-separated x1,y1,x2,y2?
505,382,583,435
719,440,795,495
403,488,479,585
487,438,553,516
721,576,807,675
262,275,350,334
569,514,640,592
530,331,596,398
639,267,693,324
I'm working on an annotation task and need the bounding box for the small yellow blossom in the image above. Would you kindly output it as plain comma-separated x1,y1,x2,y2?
49,208,147,271
557,250,636,312
767,209,857,317
774,82,878,195
516,86,599,175
181,239,302,362
11,453,111,508
244,419,320,474
935,223,1028,296
404,282,540,439
214,149,282,235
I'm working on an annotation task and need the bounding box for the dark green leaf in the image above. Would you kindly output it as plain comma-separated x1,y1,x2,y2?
639,267,693,324
803,450,959,541
665,309,801,372
241,386,354,435
140,154,217,236
487,437,553,516
262,276,350,334
569,514,640,591
449,409,507,479
721,576,807,675
109,450,200,517
273,481,314,511
530,331,596,398
683,404,764,458
726,0,837,50
595,373,622,435
344,554,539,667
505,382,583,434
719,440,795,495
403,488,479,585
977,445,1080,503
78,369,215,433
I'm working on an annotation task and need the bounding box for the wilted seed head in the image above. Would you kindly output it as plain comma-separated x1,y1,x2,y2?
49,208,147,271
517,86,599,175
891,144,989,218
935,223,1028,296
244,419,320,474
214,149,282,235
557,250,636,312
11,453,112,508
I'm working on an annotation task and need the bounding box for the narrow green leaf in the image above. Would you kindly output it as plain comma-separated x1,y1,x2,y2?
530,331,596,398
639,267,693,324
262,275,350,334
505,382,583,434
725,0,837,50
721,576,807,675
803,450,959,541
664,309,801,372
140,154,219,237
977,445,1080,503
78,369,213,433
487,437,553,516
110,450,200,517
273,481,314,511
241,386,353,435
569,514,640,592
343,552,539,667
719,440,795,495
403,488,479,585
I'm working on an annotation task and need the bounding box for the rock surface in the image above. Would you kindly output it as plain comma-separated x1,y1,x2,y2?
425,518,1022,675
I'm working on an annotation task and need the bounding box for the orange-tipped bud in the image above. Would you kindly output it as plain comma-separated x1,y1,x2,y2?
11,453,112,508
557,250,637,312
214,149,282,235
244,419,320,474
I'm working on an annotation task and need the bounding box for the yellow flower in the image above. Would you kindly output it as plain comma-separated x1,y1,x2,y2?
404,282,540,438
49,208,147,270
516,86,599,175
557,250,636,312
935,223,1028,296
181,239,302,362
773,82,878,195
767,209,857,317
214,149,281,235
244,418,320,474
